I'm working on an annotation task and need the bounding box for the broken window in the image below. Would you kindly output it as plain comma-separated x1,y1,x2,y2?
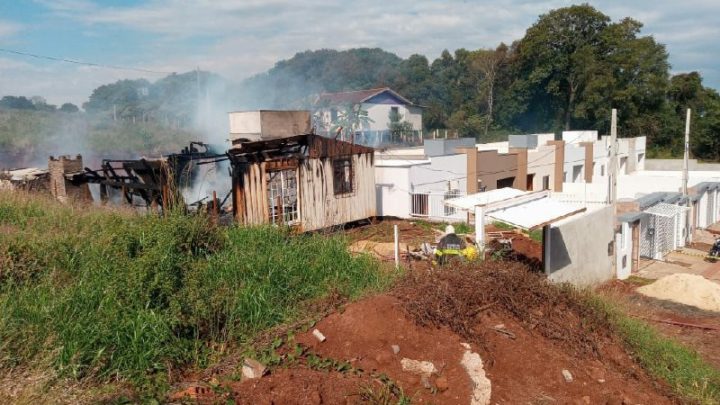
333,158,353,195
267,169,299,225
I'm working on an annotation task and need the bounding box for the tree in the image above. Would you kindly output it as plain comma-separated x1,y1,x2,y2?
388,109,413,142
0,96,35,110
60,103,80,113
469,44,509,135
328,103,374,142
508,4,611,131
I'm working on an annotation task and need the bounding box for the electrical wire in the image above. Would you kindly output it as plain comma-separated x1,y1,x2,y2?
378,133,598,188
0,47,175,75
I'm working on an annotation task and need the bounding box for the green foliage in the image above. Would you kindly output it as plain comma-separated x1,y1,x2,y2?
0,192,387,393
387,109,413,142
588,296,720,404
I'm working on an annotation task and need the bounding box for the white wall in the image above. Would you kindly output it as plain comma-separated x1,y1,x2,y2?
527,144,555,190
375,164,412,218
364,103,422,131
410,154,467,194
615,222,632,280
563,143,586,183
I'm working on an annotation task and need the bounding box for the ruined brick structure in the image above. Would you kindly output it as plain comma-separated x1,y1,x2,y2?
48,155,92,203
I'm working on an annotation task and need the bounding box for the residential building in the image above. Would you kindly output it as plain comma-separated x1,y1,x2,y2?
316,87,423,146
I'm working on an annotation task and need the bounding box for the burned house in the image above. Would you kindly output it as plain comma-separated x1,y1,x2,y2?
0,167,49,192
228,134,376,231
49,155,92,203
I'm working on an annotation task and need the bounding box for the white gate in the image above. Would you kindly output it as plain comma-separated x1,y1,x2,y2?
640,203,690,260
410,190,466,222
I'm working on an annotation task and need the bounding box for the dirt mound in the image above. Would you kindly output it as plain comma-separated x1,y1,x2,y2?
392,263,675,403
395,261,611,357
295,294,473,404
638,273,720,312
230,368,374,405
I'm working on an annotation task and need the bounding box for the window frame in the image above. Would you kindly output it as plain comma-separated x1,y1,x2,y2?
332,157,354,196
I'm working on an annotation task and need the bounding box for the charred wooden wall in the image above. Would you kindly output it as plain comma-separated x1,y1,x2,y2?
233,152,376,231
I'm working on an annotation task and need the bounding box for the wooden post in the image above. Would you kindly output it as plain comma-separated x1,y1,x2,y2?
212,190,219,220
474,205,485,260
394,224,400,269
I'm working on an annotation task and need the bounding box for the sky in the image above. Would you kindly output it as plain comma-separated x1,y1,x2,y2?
0,0,718,107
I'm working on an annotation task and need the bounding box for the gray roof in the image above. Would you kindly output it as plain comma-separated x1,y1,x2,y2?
618,211,648,223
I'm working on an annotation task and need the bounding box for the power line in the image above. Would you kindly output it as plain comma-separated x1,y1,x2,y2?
0,48,175,75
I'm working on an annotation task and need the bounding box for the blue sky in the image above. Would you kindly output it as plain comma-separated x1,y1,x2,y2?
1,0,718,106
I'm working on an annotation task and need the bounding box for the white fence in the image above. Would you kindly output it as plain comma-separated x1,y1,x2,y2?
409,190,467,222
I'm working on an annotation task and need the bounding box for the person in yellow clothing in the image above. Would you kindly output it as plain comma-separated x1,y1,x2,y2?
434,225,478,265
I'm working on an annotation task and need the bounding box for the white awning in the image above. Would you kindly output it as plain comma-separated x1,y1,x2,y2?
487,198,586,230
444,188,526,210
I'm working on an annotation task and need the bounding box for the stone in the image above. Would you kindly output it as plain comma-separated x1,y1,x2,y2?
562,369,573,383
312,329,326,342
582,396,591,404
461,350,492,405
435,376,450,392
460,342,471,350
242,358,267,379
391,344,400,354
400,358,437,377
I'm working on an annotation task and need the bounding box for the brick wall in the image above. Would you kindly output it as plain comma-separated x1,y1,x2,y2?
48,155,91,203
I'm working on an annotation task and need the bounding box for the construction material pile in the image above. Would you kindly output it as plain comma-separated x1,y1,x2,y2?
638,273,720,312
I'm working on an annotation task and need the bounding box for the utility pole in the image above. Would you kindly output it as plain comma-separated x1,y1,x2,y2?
682,108,691,245
682,108,691,197
608,108,618,207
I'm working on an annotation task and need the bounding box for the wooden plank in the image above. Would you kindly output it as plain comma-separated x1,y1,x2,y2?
260,162,269,223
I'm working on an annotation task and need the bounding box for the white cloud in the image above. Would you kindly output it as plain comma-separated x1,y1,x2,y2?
0,20,22,38
5,0,717,106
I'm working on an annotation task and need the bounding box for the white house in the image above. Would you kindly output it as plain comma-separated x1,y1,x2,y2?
375,138,474,221
316,87,423,146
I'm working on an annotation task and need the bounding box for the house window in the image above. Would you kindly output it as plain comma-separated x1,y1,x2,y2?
496,177,515,189
526,174,535,191
267,169,299,225
330,108,338,122
390,106,399,115
601,165,605,176
542,175,550,190
411,193,429,216
333,158,353,195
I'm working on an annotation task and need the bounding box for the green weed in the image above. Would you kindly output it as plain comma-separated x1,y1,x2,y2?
0,192,388,397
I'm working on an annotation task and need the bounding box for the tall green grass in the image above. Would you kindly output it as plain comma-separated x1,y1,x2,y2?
0,192,388,391
588,296,720,404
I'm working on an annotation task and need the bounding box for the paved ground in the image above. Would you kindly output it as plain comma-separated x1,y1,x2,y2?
637,247,720,282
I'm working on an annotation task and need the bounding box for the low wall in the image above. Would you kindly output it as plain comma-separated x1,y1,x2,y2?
544,206,615,286
646,159,720,171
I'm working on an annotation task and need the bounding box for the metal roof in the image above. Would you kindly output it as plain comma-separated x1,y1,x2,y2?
486,198,586,230
445,188,585,230
635,191,683,210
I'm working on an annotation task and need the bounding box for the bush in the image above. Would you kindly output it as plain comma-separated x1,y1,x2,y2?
0,192,387,390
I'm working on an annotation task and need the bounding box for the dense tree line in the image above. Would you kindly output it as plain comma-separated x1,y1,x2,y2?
1,4,717,160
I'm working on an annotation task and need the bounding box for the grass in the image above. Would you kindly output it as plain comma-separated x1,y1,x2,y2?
0,192,390,398
588,295,720,404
